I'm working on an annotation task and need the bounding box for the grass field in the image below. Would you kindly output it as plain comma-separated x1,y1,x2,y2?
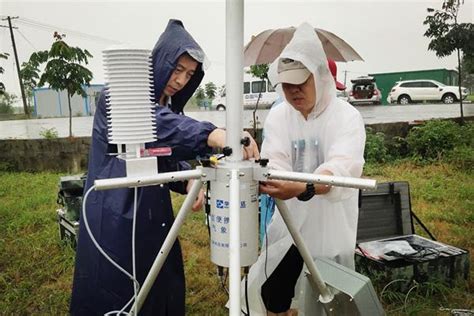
0,161,472,315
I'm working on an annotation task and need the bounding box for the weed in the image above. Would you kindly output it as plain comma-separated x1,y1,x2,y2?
1,162,472,314
365,127,390,163
39,127,59,139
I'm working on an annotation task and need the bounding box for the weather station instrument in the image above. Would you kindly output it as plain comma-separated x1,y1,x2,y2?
82,1,385,315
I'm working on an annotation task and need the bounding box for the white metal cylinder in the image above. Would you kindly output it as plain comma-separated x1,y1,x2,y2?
209,163,258,267
94,169,202,190
267,169,377,190
229,169,241,316
225,0,244,161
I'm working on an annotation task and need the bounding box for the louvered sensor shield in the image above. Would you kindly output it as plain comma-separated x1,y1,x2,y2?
103,48,156,158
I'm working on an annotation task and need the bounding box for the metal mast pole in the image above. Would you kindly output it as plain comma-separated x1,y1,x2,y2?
226,1,244,315
4,16,29,117
225,0,244,161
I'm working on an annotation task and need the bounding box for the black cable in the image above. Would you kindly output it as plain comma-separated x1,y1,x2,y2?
244,266,250,316
218,266,229,296
218,267,249,316
205,181,211,237
263,195,270,280
252,90,262,140
384,245,441,262
223,266,228,287
411,211,437,241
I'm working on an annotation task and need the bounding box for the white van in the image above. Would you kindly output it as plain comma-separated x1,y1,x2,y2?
211,74,278,111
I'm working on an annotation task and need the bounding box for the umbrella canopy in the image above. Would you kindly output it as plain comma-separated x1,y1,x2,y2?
244,27,364,66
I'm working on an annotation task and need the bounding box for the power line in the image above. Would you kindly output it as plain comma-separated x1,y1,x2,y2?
15,28,38,51
15,17,123,45
16,18,120,44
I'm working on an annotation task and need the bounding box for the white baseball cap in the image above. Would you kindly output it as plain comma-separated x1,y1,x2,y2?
275,58,311,85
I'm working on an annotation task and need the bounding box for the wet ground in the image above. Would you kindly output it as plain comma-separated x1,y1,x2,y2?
0,103,472,139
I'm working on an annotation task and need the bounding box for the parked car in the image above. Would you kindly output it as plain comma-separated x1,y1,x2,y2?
211,75,278,111
347,76,381,105
387,79,469,105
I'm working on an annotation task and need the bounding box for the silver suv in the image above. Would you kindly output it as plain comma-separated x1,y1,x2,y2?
387,80,468,104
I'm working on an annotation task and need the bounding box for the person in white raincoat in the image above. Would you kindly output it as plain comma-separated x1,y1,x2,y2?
242,22,366,315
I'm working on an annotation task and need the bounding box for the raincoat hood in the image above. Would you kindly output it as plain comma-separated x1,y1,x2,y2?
152,19,209,113
268,22,336,118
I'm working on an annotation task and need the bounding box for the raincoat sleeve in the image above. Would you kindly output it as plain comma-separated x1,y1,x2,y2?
261,107,292,171
315,109,366,201
150,106,215,194
150,105,217,161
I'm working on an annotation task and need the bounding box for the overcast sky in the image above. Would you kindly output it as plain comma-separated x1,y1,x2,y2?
1,0,473,105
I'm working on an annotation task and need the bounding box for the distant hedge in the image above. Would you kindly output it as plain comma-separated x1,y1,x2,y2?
364,120,473,170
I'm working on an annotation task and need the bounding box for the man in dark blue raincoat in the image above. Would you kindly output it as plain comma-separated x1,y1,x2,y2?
70,19,259,315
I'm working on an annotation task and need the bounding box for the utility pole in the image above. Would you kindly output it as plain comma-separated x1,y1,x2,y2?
2,16,29,118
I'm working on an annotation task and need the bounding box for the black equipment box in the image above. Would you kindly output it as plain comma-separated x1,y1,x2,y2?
57,174,86,222
56,174,85,248
57,208,80,248
355,181,469,290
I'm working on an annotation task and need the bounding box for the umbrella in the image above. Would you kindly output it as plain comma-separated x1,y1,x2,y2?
244,27,364,66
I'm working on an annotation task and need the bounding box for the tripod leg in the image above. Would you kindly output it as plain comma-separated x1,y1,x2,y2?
274,199,334,306
131,179,203,314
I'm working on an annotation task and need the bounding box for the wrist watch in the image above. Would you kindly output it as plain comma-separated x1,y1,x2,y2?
297,183,316,201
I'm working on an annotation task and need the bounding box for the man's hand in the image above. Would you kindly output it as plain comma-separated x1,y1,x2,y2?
186,179,204,212
260,170,334,200
242,131,260,160
259,180,306,200
207,128,226,148
207,128,260,160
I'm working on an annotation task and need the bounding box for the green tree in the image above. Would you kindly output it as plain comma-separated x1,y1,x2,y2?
0,92,17,114
247,64,269,80
423,0,474,124
194,86,206,106
31,32,93,137
204,81,217,100
460,54,474,92
247,64,270,138
0,52,9,95
20,58,42,114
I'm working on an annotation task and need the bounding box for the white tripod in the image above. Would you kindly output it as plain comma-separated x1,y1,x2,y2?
92,0,384,315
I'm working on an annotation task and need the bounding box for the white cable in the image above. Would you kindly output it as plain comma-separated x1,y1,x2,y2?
106,295,135,316
380,278,409,302
82,185,140,315
117,186,139,315
132,187,139,315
